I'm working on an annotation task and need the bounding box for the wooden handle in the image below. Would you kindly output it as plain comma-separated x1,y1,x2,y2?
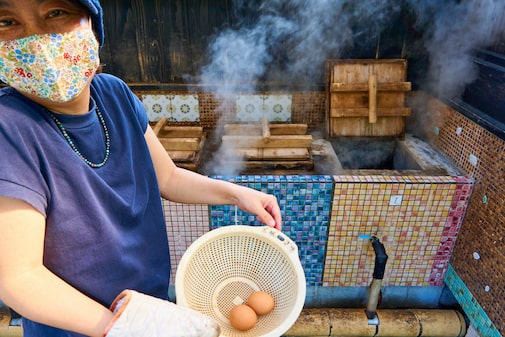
261,117,271,142
368,74,378,124
152,117,167,136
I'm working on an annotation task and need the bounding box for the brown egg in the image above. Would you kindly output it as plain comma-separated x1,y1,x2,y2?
247,291,275,315
229,304,257,331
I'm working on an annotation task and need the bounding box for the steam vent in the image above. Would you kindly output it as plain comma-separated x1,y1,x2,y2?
1,1,503,337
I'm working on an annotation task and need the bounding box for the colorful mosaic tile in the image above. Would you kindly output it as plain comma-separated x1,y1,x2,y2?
209,175,334,286
164,174,470,288
429,177,474,285
430,98,504,335
142,94,200,122
162,199,210,284
445,265,501,337
235,94,292,122
324,175,471,287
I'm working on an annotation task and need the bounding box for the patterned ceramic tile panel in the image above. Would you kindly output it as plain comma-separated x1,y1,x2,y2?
209,175,333,286
134,90,322,129
445,265,501,337
235,94,292,122
142,94,170,121
324,175,471,287
163,199,210,284
142,94,200,122
263,95,292,122
235,95,264,122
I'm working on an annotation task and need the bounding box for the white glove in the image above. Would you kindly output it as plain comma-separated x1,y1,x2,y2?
104,290,221,337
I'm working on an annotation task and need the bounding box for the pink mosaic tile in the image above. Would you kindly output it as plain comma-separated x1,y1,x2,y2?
162,199,210,284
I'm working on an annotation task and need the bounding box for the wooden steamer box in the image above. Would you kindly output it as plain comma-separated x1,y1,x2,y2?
222,118,314,171
325,59,412,138
152,117,206,171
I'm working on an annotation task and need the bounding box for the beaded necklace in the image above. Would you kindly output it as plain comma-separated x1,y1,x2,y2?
45,106,110,168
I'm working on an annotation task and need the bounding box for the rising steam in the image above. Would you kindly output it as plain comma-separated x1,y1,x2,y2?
406,0,505,98
198,0,505,175
199,0,504,95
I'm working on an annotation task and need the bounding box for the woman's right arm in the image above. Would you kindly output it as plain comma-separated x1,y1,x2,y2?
0,196,113,337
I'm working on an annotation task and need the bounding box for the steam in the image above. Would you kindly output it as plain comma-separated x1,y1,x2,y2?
199,0,403,86
198,0,505,95
406,0,505,98
196,0,505,175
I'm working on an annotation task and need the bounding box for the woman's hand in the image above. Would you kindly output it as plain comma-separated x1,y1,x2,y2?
233,185,282,230
145,126,282,230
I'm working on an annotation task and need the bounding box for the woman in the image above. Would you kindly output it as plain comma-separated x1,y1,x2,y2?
0,0,282,336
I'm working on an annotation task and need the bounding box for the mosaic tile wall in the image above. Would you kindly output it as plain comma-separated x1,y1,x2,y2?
162,200,209,285
445,265,501,337
209,175,334,286
163,175,334,286
427,97,505,336
163,174,472,289
324,175,473,287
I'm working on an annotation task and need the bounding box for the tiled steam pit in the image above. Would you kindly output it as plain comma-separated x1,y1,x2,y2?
164,174,472,290
149,90,501,336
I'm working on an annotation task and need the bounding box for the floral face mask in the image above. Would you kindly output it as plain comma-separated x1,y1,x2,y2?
0,26,100,103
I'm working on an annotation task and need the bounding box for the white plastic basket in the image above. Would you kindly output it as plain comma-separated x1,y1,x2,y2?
175,225,306,337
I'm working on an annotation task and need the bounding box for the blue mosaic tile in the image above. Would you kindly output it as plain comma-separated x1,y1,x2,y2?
210,175,333,286
445,264,501,337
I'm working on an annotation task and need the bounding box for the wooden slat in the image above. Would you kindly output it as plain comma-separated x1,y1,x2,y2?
166,150,196,162
221,135,312,148
152,117,168,136
330,117,405,137
368,74,377,123
159,126,203,138
269,124,308,135
159,137,201,151
224,123,308,135
326,59,410,138
331,82,412,92
330,92,407,110
331,107,411,117
230,148,310,160
230,160,315,170
261,117,270,142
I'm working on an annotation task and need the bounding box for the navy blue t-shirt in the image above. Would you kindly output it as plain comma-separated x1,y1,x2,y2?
0,73,171,336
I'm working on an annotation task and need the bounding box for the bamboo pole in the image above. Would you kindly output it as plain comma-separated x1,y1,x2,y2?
284,308,466,337
0,326,23,337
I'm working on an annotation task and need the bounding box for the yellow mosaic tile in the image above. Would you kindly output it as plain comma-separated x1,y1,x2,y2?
324,175,457,287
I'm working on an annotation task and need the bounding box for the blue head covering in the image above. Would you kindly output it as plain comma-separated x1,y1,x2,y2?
76,0,104,47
